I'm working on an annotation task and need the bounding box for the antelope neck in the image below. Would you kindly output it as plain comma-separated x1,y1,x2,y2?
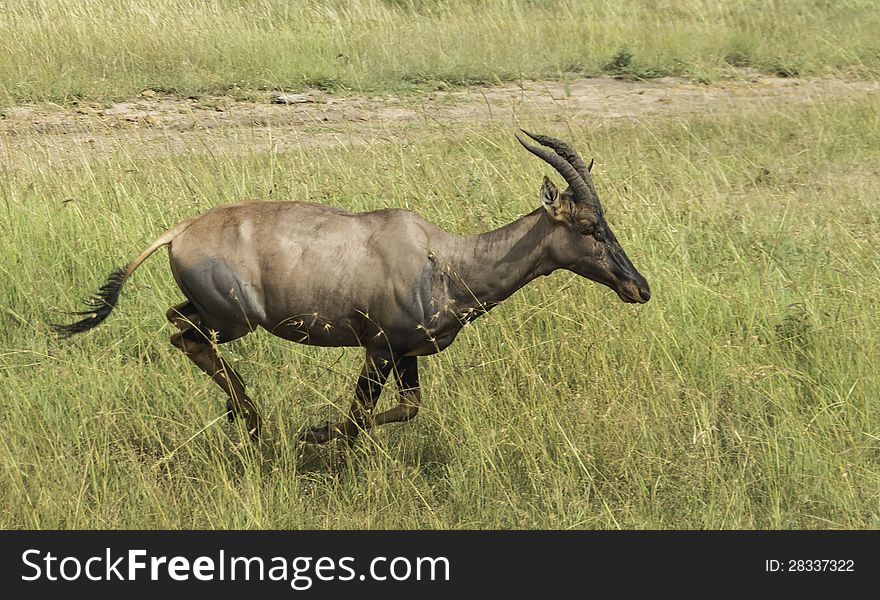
440,208,558,309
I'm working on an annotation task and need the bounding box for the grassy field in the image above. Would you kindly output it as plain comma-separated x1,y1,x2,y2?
1,0,880,104
1,89,878,528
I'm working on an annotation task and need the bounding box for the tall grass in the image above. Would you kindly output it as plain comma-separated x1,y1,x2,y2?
1,94,878,529
1,0,879,104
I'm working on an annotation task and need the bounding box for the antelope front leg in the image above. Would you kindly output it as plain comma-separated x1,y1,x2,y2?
373,356,421,426
300,351,393,445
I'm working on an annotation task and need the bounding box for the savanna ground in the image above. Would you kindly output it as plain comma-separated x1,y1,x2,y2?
1,0,878,529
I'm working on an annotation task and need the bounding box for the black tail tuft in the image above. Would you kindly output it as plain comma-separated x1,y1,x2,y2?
52,268,127,337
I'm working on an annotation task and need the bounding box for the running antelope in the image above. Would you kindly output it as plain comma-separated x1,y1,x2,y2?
54,131,651,444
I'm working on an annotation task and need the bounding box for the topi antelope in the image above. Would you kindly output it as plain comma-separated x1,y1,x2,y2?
54,131,650,444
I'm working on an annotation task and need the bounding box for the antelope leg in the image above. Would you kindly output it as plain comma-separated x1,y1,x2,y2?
373,356,421,426
167,303,260,440
300,350,393,445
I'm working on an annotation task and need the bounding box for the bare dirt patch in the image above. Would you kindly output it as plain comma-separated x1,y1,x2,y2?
2,75,878,165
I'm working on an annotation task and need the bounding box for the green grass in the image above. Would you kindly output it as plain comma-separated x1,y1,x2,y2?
1,93,879,529
1,0,880,104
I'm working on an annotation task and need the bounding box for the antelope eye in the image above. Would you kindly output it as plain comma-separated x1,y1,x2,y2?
593,229,605,242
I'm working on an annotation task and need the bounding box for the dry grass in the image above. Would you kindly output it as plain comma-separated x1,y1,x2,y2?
1,0,879,104
1,91,878,528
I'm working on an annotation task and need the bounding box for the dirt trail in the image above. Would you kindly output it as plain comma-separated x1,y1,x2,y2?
2,75,878,165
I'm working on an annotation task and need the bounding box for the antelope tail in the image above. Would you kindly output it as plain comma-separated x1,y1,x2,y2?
52,219,193,337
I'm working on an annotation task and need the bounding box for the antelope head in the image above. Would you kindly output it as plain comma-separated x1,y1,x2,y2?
516,129,651,304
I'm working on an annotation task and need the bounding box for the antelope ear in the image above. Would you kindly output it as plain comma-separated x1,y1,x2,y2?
540,176,565,220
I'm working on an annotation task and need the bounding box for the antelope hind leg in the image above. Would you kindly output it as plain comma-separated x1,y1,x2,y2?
167,302,232,421
167,303,261,440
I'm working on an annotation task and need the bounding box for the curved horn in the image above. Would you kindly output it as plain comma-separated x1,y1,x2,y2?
515,133,593,203
520,129,595,184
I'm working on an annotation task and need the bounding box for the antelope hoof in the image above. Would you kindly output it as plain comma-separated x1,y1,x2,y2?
299,422,342,445
225,399,236,422
245,413,262,443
